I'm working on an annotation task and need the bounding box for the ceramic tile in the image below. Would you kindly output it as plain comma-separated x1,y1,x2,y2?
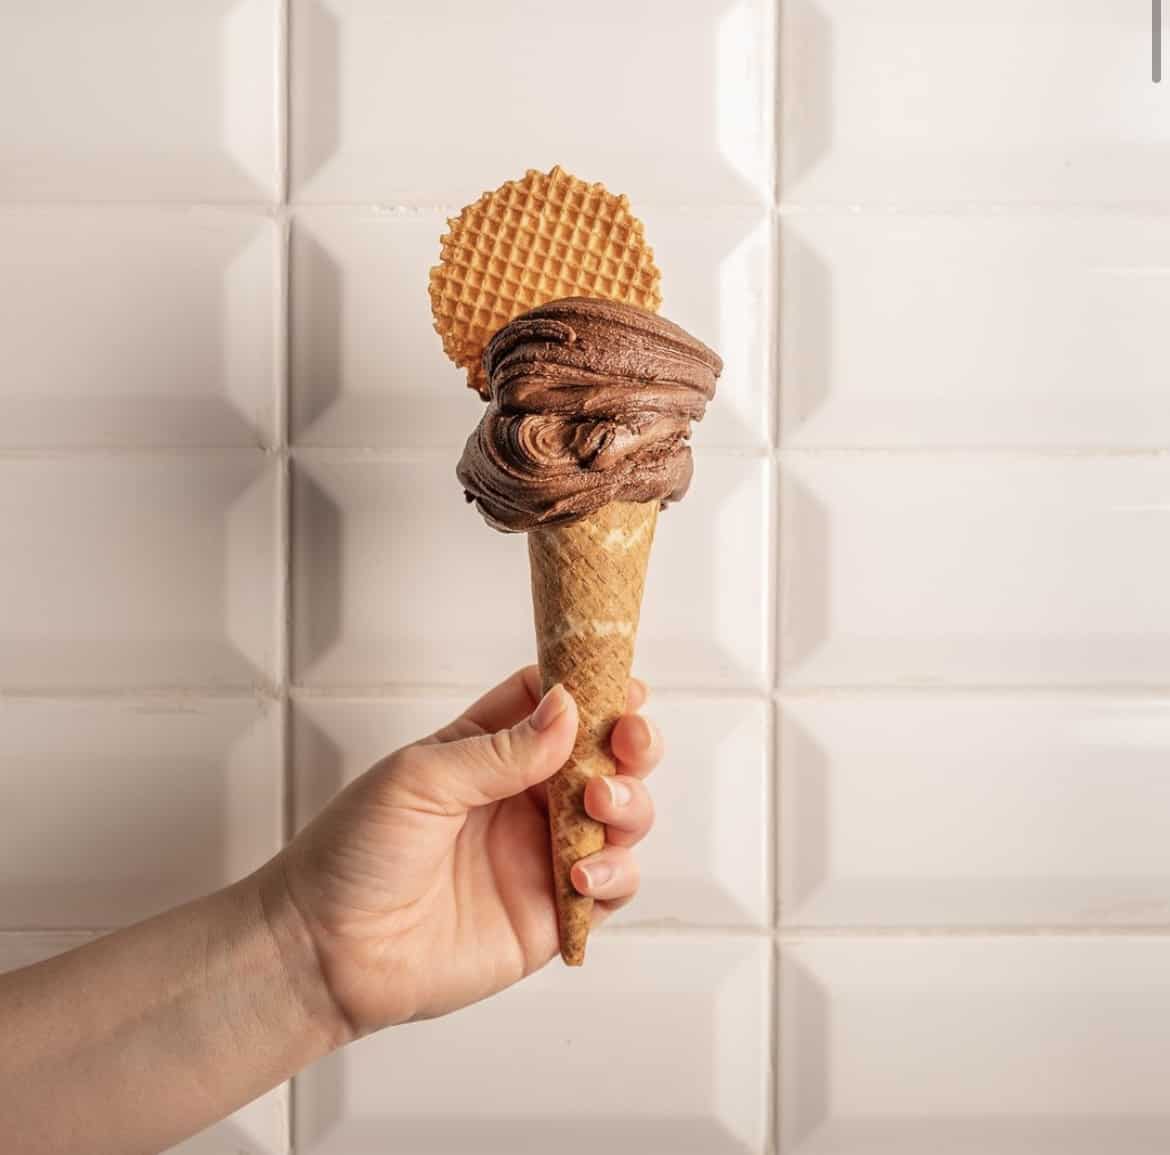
0,210,277,448
292,695,769,926
0,698,280,928
0,455,278,691
781,938,1170,1154
291,0,773,205
780,695,1170,927
0,0,279,201
292,453,768,689
296,935,768,1155
780,0,1168,204
641,206,772,449
780,213,1170,448
289,210,486,448
0,934,288,1154
780,458,1170,687
290,207,771,449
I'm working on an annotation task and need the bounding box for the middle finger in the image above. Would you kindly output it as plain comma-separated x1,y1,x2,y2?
583,774,654,848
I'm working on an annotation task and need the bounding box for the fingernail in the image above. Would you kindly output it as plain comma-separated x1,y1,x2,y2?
530,684,568,731
605,777,633,807
633,715,656,753
578,861,613,892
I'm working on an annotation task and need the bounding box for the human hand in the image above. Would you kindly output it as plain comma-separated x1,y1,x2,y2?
265,667,661,1041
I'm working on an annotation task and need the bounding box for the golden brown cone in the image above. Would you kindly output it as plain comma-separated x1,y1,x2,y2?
528,499,659,965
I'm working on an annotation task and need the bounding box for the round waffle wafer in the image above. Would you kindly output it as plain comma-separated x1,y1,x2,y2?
429,165,662,396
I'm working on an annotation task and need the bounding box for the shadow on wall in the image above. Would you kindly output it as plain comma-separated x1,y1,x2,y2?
290,0,341,193
779,713,830,920
778,471,830,680
290,223,344,439
289,710,349,832
778,224,834,439
779,0,834,194
780,952,831,1152
290,465,344,683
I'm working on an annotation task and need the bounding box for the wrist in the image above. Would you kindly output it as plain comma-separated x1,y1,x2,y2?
249,859,357,1053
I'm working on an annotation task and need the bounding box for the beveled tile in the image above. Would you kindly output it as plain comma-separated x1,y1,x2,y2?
0,210,277,448
0,698,280,928
291,0,773,205
0,0,279,201
780,458,1170,687
781,938,1170,1154
0,454,278,691
297,936,768,1154
290,210,486,448
780,695,1170,927
780,213,1170,448
780,0,1168,204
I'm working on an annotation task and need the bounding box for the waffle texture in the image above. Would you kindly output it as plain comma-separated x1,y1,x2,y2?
528,500,659,964
429,165,662,396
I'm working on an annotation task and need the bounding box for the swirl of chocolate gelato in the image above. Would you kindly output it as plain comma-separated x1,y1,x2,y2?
457,297,722,532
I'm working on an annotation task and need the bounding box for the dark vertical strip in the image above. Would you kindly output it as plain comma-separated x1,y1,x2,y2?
1156,0,1163,83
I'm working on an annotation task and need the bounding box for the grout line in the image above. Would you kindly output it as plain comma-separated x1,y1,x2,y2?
276,2,297,1145
0,687,280,703
770,937,781,1155
6,443,1169,461
774,446,1170,459
0,446,282,459
277,0,290,207
7,924,1170,941
774,684,1170,699
286,683,776,703
776,202,1170,216
7,683,1170,704
8,200,1170,216
778,925,1170,939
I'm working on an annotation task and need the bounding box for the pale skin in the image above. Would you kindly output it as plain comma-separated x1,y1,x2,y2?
0,668,662,1155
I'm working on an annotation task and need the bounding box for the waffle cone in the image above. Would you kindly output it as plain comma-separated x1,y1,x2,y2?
429,166,662,395
528,499,659,965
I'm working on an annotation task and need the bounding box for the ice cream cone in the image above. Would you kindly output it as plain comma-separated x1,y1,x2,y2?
528,499,658,965
431,168,720,967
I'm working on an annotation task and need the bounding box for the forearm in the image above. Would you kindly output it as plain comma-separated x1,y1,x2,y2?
0,865,345,1155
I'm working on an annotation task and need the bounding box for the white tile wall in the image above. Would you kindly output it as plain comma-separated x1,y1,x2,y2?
0,210,278,448
2,1,1168,1152
780,939,1170,1154
0,698,281,928
0,455,279,691
0,1,279,202
780,696,1170,928
290,0,774,205
780,214,1170,448
780,0,1168,204
780,457,1170,688
295,936,769,1155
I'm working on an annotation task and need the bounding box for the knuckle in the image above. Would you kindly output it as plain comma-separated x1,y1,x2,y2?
487,727,516,768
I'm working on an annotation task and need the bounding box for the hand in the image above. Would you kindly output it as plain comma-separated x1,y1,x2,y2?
265,667,662,1040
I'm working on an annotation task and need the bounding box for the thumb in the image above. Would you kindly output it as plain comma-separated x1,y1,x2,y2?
394,684,578,813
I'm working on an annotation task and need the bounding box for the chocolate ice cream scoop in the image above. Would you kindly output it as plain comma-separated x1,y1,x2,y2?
457,297,722,532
